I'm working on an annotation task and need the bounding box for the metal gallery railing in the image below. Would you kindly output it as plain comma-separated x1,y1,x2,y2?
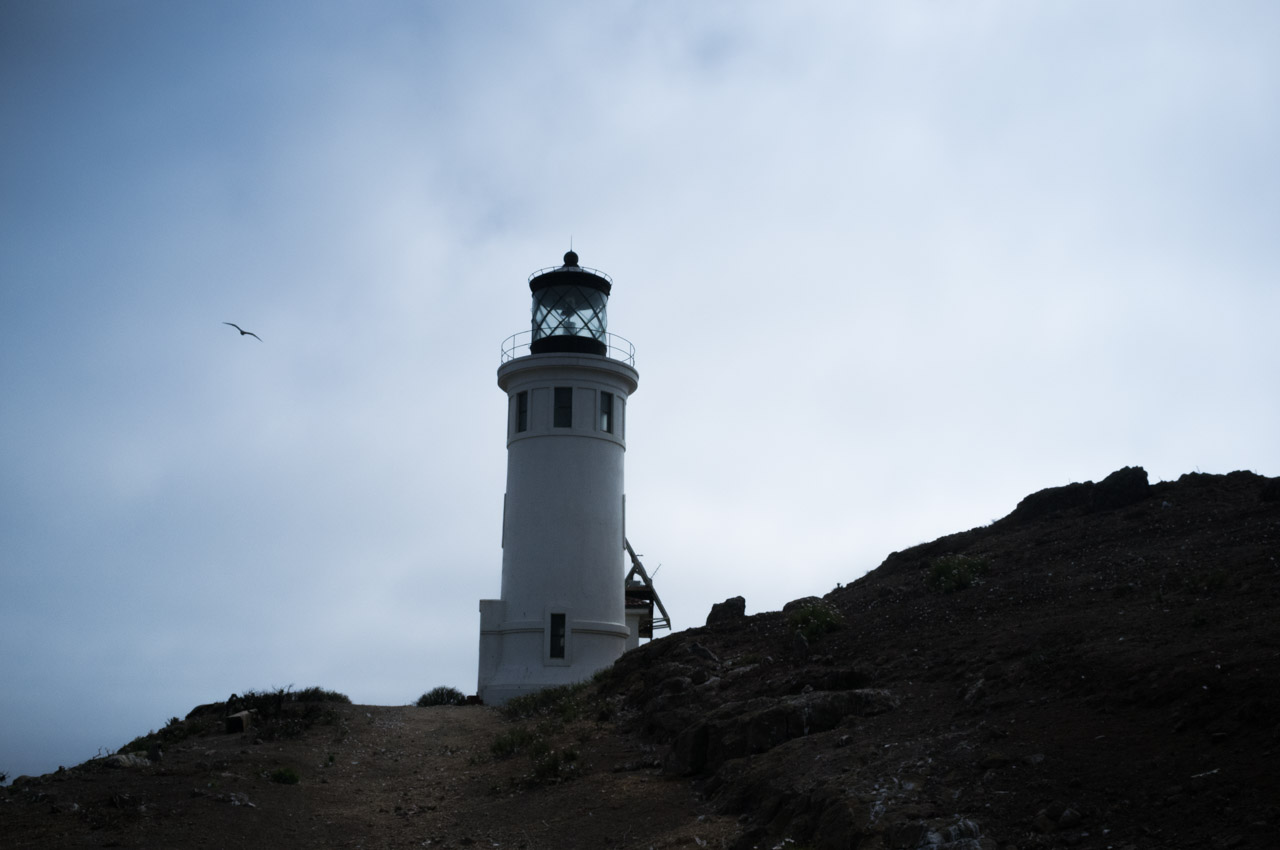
500,330,636,366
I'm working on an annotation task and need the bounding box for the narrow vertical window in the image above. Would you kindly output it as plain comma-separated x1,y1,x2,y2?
553,387,573,428
549,613,566,659
516,391,528,433
600,391,613,433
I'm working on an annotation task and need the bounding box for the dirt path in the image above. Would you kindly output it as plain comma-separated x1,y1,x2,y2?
2,704,740,849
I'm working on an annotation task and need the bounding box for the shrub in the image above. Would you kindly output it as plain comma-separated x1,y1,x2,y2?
416,686,466,707
238,686,351,715
230,686,350,740
291,687,352,704
531,746,578,782
927,554,991,593
493,682,599,785
490,726,538,759
270,767,300,785
786,601,844,642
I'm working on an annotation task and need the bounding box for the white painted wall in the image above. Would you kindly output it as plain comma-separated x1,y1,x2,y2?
478,353,639,704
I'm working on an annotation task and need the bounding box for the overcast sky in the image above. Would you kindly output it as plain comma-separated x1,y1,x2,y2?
2,1,1277,781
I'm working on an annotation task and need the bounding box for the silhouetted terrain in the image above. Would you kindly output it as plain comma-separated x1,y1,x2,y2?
4,468,1278,849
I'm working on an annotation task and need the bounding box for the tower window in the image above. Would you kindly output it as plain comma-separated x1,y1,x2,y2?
549,613,566,659
600,392,614,433
553,387,573,428
516,391,528,433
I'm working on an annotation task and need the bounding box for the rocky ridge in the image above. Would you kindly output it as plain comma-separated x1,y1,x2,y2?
602,468,1280,849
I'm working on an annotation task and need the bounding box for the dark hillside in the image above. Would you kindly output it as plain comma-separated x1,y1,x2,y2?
4,468,1277,849
605,468,1280,849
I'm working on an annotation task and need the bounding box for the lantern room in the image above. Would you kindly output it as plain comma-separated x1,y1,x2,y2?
529,250,611,356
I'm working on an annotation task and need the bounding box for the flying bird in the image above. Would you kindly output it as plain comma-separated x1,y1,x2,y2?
223,322,262,341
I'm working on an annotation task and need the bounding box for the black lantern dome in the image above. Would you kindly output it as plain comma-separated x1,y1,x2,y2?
528,252,612,356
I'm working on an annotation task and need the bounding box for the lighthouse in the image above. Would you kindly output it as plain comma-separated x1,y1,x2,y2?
477,251,642,705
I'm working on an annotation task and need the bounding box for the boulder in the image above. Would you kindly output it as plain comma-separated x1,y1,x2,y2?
1008,481,1093,522
1090,465,1150,511
687,642,720,664
783,596,823,614
664,688,899,776
1006,466,1149,523
706,596,746,626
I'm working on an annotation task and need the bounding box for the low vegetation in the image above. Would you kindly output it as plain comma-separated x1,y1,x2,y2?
416,685,466,706
270,768,299,788
484,681,606,786
499,680,594,724
530,745,578,782
786,600,845,641
119,686,352,755
286,686,353,704
489,725,580,783
927,553,991,593
270,767,301,785
490,726,538,759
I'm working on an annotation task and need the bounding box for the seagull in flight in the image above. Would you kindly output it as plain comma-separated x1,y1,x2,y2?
223,322,262,341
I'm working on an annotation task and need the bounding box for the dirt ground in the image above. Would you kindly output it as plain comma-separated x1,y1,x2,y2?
1,700,739,849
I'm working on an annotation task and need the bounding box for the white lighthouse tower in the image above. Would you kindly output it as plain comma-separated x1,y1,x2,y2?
477,251,640,705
